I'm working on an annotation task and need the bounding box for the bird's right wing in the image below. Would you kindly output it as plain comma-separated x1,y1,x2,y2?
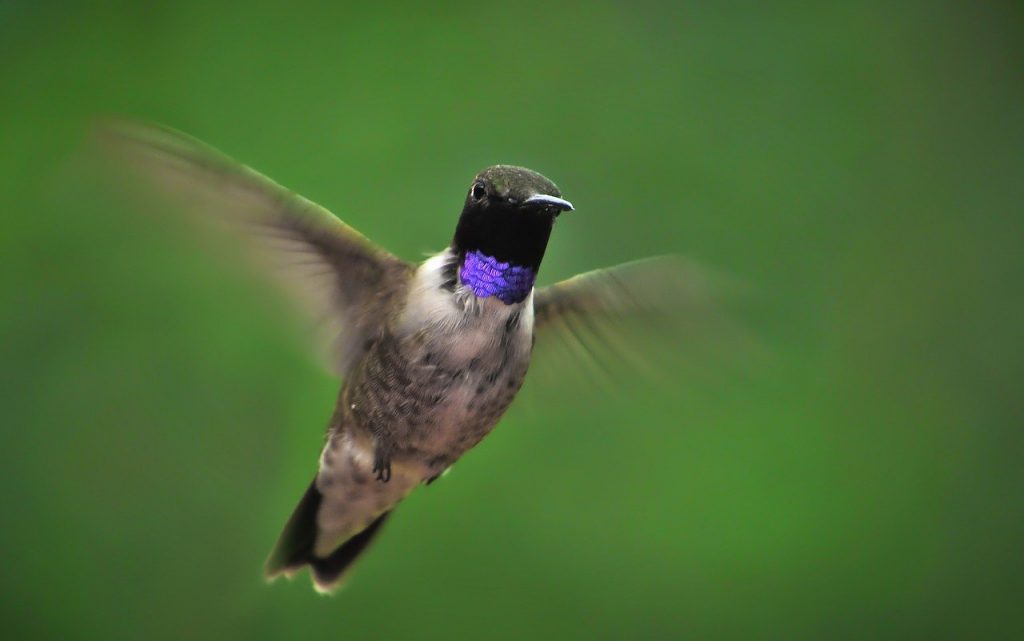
95,121,412,376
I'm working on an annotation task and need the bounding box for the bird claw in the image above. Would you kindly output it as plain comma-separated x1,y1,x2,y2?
373,450,392,483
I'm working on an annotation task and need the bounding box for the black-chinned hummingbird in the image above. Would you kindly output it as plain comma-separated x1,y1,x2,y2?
99,122,723,593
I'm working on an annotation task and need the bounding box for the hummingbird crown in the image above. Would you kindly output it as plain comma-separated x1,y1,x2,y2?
468,165,564,205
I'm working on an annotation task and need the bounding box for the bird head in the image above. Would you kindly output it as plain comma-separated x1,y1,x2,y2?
452,165,573,271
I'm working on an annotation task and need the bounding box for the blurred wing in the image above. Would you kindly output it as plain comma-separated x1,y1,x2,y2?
532,256,746,391
95,120,411,376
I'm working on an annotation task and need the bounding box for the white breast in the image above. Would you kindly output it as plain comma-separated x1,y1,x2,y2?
398,250,535,351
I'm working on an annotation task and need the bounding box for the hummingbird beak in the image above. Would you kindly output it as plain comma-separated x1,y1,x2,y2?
524,194,574,212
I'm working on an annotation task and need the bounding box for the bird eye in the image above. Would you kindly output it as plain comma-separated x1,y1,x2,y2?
471,182,486,200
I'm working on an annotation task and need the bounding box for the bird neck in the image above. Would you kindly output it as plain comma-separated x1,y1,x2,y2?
448,206,554,304
457,250,536,304
451,206,554,273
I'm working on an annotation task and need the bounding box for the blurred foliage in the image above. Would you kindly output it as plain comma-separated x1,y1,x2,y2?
2,1,1023,639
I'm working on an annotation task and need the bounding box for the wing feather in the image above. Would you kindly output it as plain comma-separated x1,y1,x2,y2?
532,256,747,391
95,120,411,375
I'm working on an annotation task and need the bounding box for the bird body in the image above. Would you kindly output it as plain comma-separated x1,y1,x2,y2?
303,251,535,568
98,122,724,593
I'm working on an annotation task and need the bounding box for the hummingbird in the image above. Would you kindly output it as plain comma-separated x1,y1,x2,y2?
98,122,726,593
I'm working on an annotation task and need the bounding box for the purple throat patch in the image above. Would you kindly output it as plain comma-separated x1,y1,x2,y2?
459,250,536,304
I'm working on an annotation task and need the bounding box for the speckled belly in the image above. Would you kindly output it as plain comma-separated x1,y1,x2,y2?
343,309,533,477
312,284,534,554
406,349,531,469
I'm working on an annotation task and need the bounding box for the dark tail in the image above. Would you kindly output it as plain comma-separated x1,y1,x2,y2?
264,478,391,593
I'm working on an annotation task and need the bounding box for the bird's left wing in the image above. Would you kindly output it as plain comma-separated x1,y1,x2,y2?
532,256,747,389
95,121,412,376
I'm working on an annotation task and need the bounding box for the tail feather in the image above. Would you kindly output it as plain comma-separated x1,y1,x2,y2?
265,480,323,578
309,511,391,592
264,478,391,592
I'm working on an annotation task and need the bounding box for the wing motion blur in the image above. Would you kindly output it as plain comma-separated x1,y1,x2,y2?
95,121,411,375
532,256,748,391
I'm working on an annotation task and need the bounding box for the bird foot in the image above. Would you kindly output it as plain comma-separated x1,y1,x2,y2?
373,449,392,483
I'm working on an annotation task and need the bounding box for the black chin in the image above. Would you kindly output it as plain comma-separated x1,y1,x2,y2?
451,203,555,270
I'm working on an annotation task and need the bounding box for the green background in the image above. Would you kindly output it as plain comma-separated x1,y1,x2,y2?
2,2,1022,639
